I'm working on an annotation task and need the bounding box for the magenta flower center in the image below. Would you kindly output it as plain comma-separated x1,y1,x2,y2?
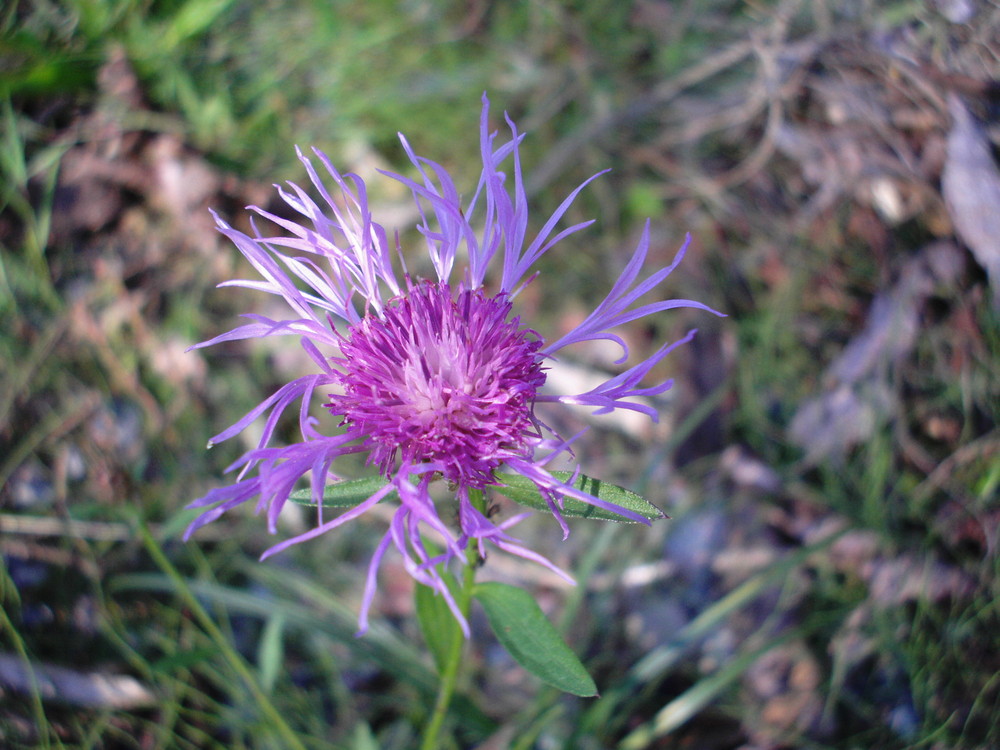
328,281,545,487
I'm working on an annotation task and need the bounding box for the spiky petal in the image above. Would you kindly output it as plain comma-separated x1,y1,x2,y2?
186,95,723,632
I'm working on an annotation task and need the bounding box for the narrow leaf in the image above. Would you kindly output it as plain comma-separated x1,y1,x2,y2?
288,476,396,508
414,581,460,675
348,723,380,750
149,647,217,674
492,471,664,523
619,633,795,748
257,611,286,693
474,582,597,697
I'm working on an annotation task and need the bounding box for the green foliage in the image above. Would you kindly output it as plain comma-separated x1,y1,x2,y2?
415,580,462,676
493,471,665,523
288,476,395,508
474,582,597,698
5,0,507,176
288,472,664,526
2,0,997,748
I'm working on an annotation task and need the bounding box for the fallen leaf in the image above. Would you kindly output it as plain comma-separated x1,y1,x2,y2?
941,94,1000,309
789,243,963,463
0,653,156,708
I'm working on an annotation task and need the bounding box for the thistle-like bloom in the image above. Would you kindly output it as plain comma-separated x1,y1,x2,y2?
187,95,720,633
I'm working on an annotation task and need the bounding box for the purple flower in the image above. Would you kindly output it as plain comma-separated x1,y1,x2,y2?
187,95,721,634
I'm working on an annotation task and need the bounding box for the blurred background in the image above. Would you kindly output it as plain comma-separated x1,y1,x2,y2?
1,1,998,748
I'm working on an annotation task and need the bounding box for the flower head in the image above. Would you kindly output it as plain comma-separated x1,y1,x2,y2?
330,281,545,487
187,94,721,633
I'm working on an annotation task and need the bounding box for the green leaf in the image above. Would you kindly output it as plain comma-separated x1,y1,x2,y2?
348,723,380,750
414,581,461,675
161,0,238,51
149,647,217,674
474,582,597,697
257,611,286,694
288,476,395,508
491,471,664,523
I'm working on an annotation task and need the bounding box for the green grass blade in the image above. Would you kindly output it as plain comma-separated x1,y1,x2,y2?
131,524,309,750
617,632,797,749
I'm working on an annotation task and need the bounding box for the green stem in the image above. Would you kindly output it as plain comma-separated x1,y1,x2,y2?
419,488,485,750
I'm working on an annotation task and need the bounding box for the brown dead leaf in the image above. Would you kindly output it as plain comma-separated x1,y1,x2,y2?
866,554,978,607
941,94,1000,309
789,242,963,463
0,653,156,709
743,642,825,743
829,543,980,614
145,133,222,247
788,381,894,465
